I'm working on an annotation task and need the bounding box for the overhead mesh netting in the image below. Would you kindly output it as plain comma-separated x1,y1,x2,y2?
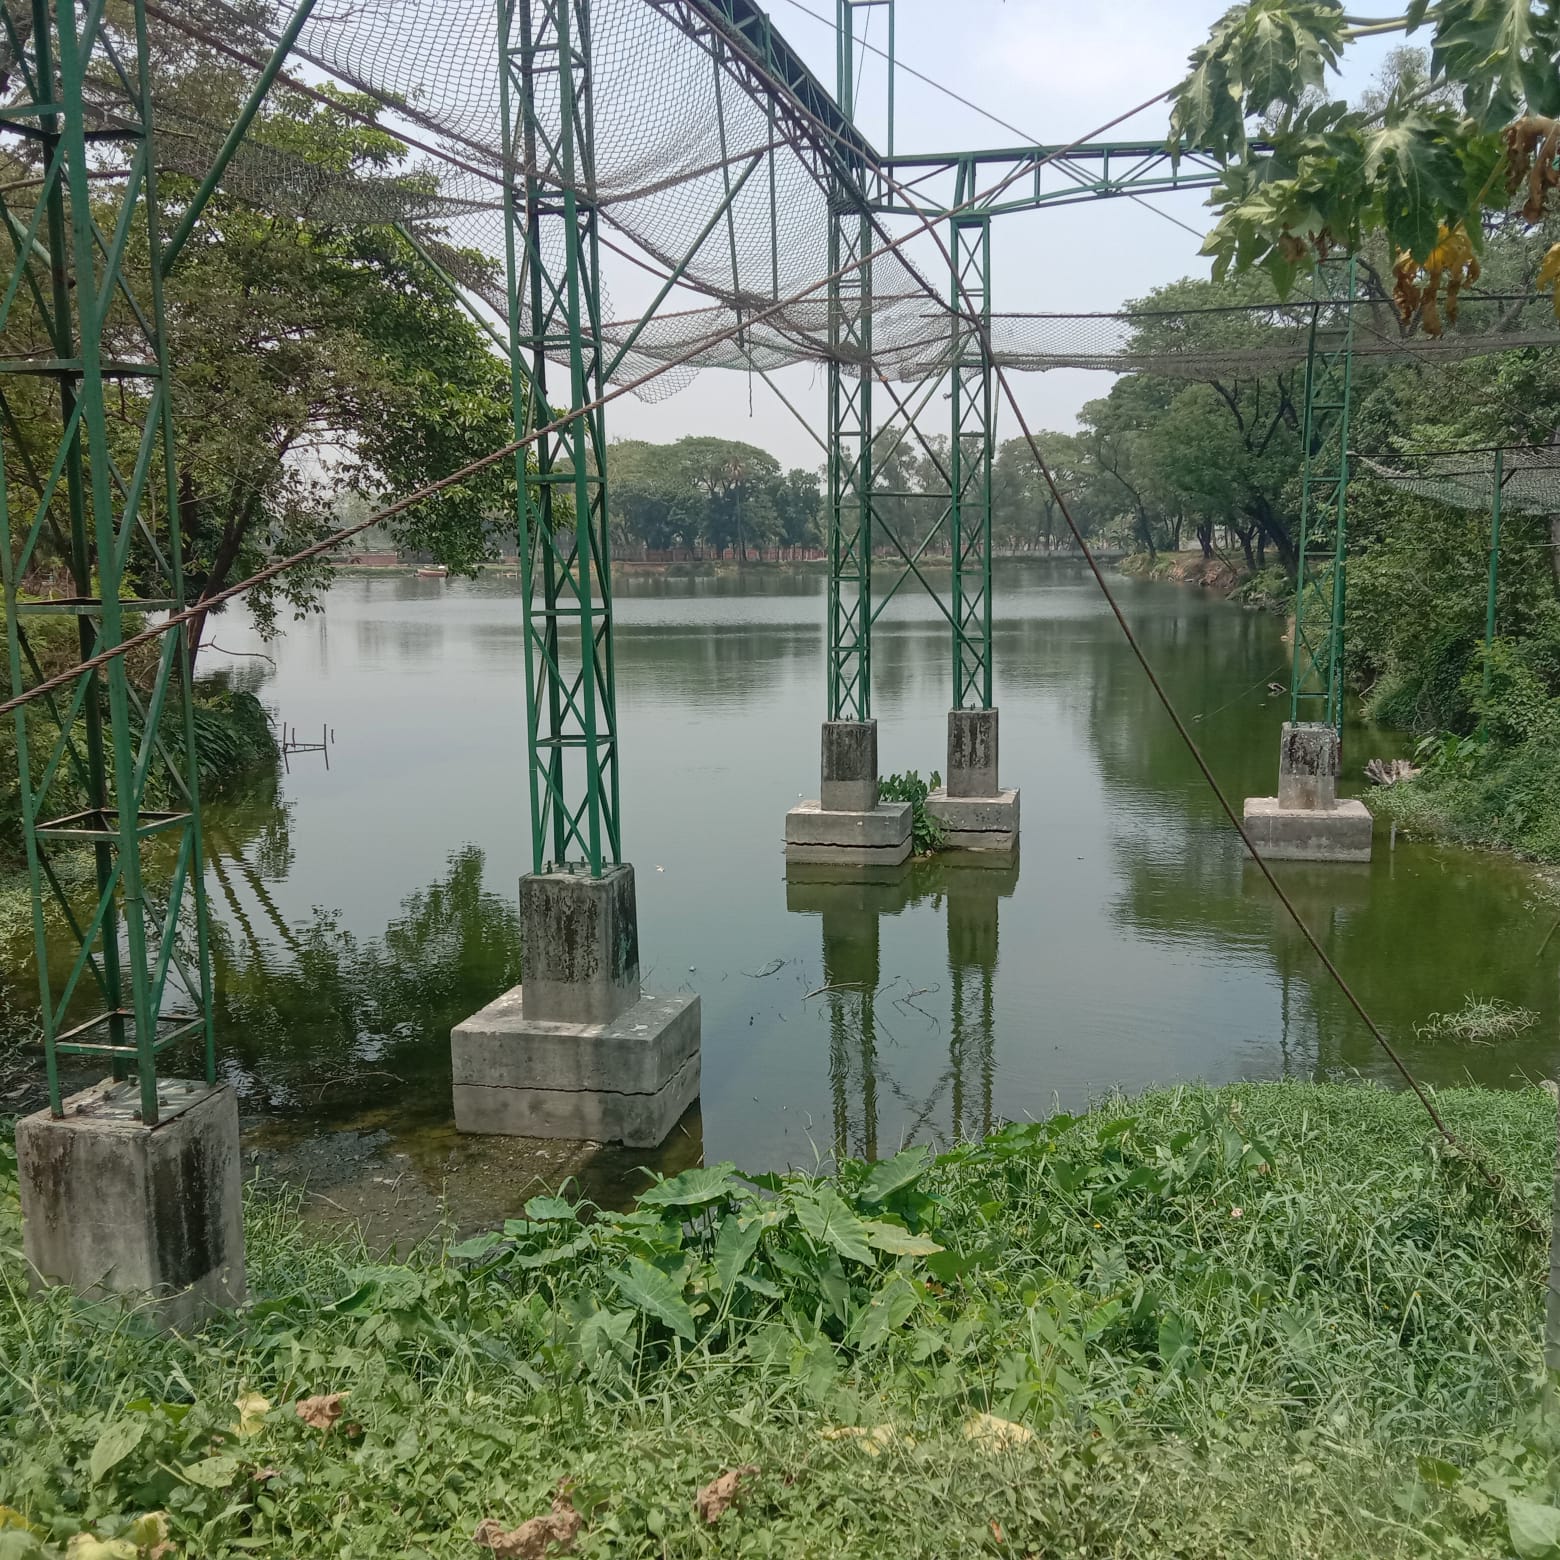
1358,446,1560,513
70,2,1560,397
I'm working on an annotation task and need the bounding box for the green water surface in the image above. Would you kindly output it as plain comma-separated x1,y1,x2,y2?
193,562,1556,1228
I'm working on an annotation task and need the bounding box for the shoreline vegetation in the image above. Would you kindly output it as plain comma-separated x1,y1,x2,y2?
1126,551,1560,868
1,1081,1553,1558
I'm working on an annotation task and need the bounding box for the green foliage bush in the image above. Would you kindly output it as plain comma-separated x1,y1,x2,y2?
877,770,947,855
0,1083,1552,1558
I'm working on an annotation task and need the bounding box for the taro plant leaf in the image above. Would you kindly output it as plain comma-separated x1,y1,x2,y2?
794,1186,874,1264
579,1306,636,1367
512,1232,594,1270
856,1276,920,1351
611,1256,698,1342
523,1195,578,1223
637,1163,739,1209
714,1213,767,1291
89,1418,146,1483
859,1144,931,1205
861,1219,943,1257
736,1273,784,1300
1507,1496,1560,1559
448,1232,503,1261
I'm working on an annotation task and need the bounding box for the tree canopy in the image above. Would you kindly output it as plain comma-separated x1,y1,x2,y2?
1168,1,1560,312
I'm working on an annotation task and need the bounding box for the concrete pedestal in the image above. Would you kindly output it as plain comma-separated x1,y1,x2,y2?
1243,721,1374,863
452,986,700,1147
787,718,913,866
785,798,912,866
925,709,1019,852
451,863,700,1147
15,1078,245,1331
1242,796,1374,862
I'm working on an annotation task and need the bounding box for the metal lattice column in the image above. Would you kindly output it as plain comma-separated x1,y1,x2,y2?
1289,256,1357,736
948,211,993,710
498,0,620,875
0,0,214,1125
825,0,874,722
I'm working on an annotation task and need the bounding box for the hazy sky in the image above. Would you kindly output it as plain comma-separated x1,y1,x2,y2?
605,0,1397,469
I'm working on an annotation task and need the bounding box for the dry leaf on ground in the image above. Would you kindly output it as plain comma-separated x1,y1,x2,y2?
963,1413,1036,1452
294,1393,346,1432
473,1483,581,1558
694,1465,759,1524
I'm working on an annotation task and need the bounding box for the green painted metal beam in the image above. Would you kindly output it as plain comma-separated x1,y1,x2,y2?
826,0,873,722
498,0,620,876
2,0,214,1124
1481,446,1507,729
161,0,321,273
949,213,993,711
1289,255,1357,736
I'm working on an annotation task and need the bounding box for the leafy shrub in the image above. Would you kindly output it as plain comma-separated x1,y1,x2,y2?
877,769,947,854
0,1083,1551,1558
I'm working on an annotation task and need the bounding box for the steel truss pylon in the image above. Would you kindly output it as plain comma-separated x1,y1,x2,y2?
498,0,621,875
826,0,875,723
0,0,215,1125
1289,255,1357,736
948,210,993,710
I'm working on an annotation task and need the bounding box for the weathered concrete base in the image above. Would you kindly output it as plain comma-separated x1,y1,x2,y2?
925,787,1020,852
1242,796,1374,863
784,798,912,866
452,985,701,1148
16,1078,245,1331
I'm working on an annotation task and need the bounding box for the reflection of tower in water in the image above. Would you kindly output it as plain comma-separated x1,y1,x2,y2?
945,858,1019,1142
786,855,1019,1160
1240,859,1372,1076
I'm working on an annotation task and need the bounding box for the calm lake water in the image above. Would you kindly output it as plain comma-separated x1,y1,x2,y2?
197,562,1557,1232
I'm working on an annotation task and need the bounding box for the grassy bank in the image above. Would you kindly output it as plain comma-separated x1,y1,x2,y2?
2,1081,1556,1558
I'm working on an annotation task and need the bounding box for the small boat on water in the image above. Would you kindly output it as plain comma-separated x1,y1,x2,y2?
415,563,448,579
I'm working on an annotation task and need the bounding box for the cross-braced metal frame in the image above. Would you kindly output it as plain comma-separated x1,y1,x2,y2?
948,210,993,711
1,0,215,1124
498,0,621,876
825,0,876,723
1289,255,1357,736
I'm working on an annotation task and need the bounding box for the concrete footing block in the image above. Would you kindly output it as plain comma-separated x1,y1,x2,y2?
925,787,1020,852
452,985,701,1148
784,798,912,866
16,1078,245,1331
1242,796,1374,863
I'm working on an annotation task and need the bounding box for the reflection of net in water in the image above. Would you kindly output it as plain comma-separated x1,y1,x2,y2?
133,3,1560,399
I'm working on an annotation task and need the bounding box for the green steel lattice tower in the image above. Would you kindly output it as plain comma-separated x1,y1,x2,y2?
497,0,621,877
0,0,215,1125
1289,255,1358,737
826,0,875,722
948,205,993,711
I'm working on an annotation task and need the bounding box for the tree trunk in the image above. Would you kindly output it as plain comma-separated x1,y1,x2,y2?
1197,520,1214,559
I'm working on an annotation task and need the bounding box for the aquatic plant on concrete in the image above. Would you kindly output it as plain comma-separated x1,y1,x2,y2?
878,770,948,856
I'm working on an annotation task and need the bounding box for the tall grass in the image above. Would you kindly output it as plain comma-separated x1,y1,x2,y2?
0,1082,1555,1558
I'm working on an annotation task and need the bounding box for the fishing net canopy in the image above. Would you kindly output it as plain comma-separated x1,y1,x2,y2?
24,0,1560,398
1358,446,1560,514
